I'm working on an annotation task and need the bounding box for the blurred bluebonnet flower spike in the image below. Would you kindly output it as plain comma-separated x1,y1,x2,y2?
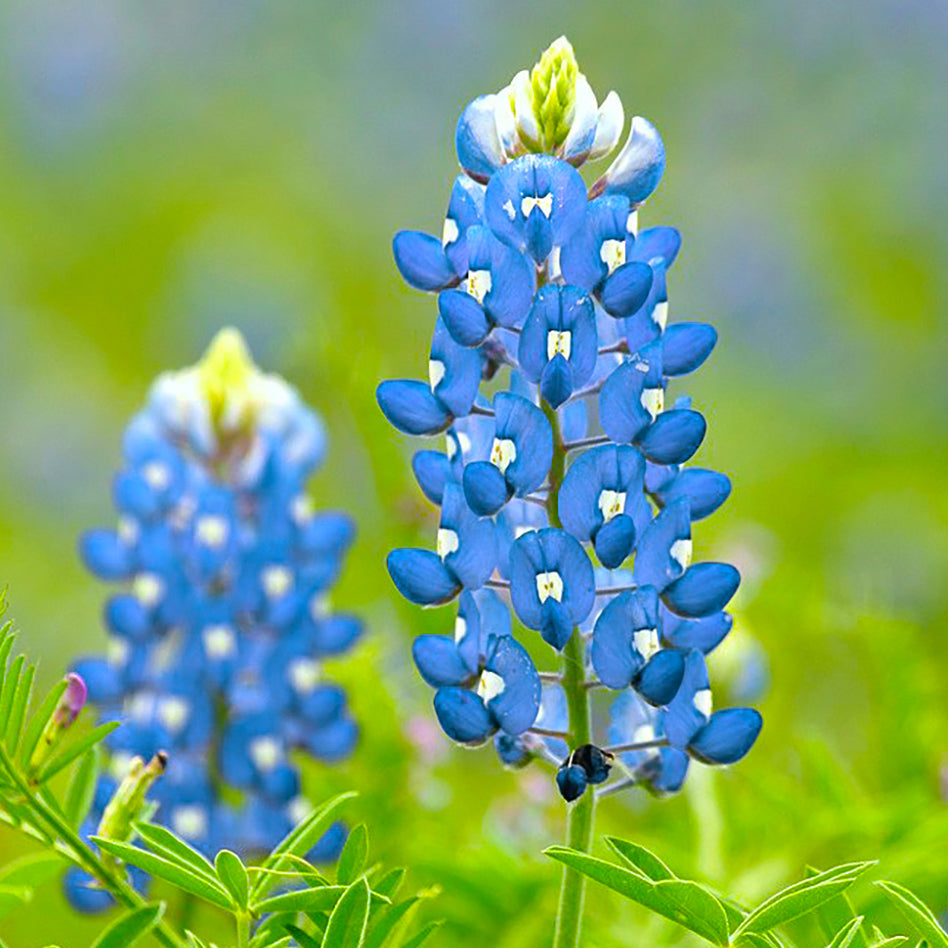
71,328,362,911
380,35,763,805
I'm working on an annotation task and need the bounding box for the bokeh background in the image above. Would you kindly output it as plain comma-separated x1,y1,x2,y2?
1,1,947,944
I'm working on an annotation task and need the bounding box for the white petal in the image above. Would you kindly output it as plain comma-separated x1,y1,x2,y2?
511,70,539,146
588,90,625,161
493,81,519,155
560,74,598,160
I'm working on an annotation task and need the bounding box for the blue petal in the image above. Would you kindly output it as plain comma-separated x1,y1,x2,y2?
297,512,355,557
540,597,574,650
540,354,574,408
311,614,363,655
377,380,452,436
455,95,505,183
493,392,553,496
560,195,633,290
639,747,690,794
104,594,149,639
591,588,657,689
556,764,588,802
392,231,458,291
495,733,532,767
476,231,535,329
594,116,666,206
662,562,740,618
387,548,461,606
633,498,691,592
628,227,682,270
72,657,123,704
412,450,453,505
662,322,718,376
444,175,486,275
463,460,511,516
438,289,491,347
79,529,132,581
655,468,731,521
434,687,495,744
430,317,483,416
599,361,652,444
688,708,762,765
412,635,473,687
593,513,636,569
637,410,706,465
636,650,686,706
455,590,483,673
483,634,541,735
661,607,732,653
112,471,160,519
663,650,711,749
599,261,654,318
560,399,588,444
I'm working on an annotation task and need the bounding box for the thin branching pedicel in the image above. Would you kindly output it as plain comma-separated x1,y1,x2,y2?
378,36,763,947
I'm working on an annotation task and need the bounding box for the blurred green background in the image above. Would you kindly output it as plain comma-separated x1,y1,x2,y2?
1,0,947,944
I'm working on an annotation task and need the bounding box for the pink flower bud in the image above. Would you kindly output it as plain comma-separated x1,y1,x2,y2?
57,673,87,728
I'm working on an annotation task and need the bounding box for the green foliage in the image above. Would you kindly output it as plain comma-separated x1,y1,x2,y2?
89,903,165,948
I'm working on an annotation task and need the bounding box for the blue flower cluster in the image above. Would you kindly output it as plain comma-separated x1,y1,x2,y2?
378,38,762,802
70,329,359,909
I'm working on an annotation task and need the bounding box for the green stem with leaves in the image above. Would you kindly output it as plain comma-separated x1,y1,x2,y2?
0,743,185,948
545,403,596,948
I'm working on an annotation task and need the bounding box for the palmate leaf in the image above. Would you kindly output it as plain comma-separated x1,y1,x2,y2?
36,722,120,784
337,823,369,886
875,882,948,948
91,837,233,910
544,846,730,945
89,902,165,948
732,862,876,939
322,878,371,948
250,791,357,901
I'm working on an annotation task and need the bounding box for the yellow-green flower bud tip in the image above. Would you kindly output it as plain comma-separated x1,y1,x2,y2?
197,326,258,435
97,751,167,844
530,36,579,151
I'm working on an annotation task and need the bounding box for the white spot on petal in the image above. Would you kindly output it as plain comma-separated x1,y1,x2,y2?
502,198,516,221
134,572,164,608
670,538,693,571
288,657,321,694
203,624,236,659
442,217,459,247
598,489,626,522
262,565,293,599
142,461,171,490
536,570,564,603
466,269,493,304
521,193,554,218
633,628,659,660
652,300,669,330
428,359,446,391
196,514,229,549
287,796,313,825
640,387,664,419
490,437,517,473
454,615,467,644
547,330,572,361
107,636,129,667
249,735,282,772
172,805,208,840
117,516,139,545
626,209,639,237
599,238,626,275
693,688,713,719
309,593,330,620
437,528,459,560
158,696,189,733
291,494,314,524
477,670,506,703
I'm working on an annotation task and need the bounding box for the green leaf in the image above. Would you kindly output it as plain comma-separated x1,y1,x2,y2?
875,882,948,948
64,747,101,828
399,922,442,948
215,850,248,910
0,885,32,921
5,661,34,754
374,868,406,901
828,918,867,948
0,851,65,889
338,823,369,885
733,863,875,938
323,878,371,948
250,791,357,900
283,926,322,948
18,679,68,768
184,932,211,948
253,885,346,916
91,837,233,910
733,936,775,948
869,939,909,947
90,902,165,948
604,837,676,881
134,822,217,879
0,655,25,734
806,866,869,948
365,896,424,948
36,722,120,784
544,846,729,945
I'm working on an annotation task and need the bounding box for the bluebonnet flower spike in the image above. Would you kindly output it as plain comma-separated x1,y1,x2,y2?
71,329,361,911
378,36,762,806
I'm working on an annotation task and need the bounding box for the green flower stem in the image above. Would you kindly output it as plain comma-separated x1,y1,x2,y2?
236,911,251,948
545,402,596,948
0,743,185,948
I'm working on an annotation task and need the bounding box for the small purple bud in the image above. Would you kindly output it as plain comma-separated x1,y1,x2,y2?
57,673,88,728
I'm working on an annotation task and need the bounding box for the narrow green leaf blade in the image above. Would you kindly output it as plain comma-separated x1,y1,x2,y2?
399,922,442,948
134,822,217,879
90,902,165,948
0,655,25,734
18,679,68,767
253,885,346,916
64,747,100,828
869,939,909,947
828,918,867,948
875,882,948,948
544,847,729,945
283,926,322,948
215,849,248,910
323,878,371,948
735,864,875,938
37,722,120,783
5,662,34,754
338,823,369,885
604,837,676,881
806,866,869,948
374,868,406,901
91,837,233,910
